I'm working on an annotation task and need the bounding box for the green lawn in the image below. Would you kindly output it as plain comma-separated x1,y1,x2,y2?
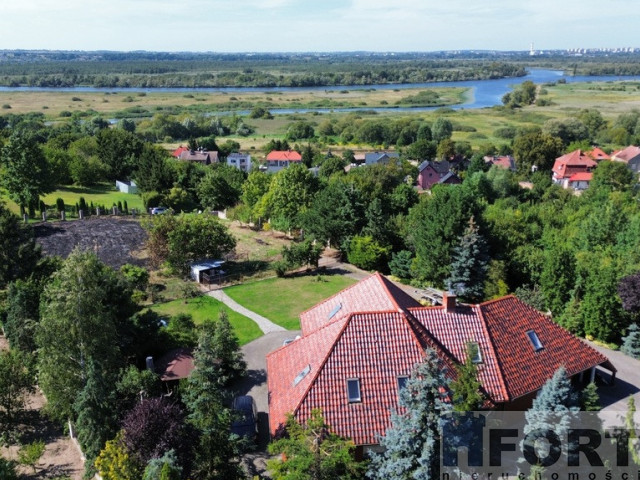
2,183,145,216
224,273,357,330
149,296,263,346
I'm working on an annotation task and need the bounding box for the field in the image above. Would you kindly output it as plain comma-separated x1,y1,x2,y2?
0,86,467,118
2,183,145,217
224,273,357,330
149,296,263,345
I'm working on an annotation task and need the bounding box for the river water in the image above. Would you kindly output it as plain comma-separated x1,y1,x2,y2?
2,69,640,113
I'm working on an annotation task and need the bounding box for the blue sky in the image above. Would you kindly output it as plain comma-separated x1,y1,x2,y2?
0,0,638,52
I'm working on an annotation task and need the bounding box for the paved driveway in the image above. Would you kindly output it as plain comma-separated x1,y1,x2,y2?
589,342,640,412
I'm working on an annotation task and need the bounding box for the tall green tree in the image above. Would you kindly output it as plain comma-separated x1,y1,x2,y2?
184,321,243,480
0,349,35,432
447,217,489,303
0,133,54,212
209,311,246,385
36,249,135,422
96,128,143,180
267,409,364,480
196,164,245,211
368,350,452,480
513,132,563,174
4,278,41,352
0,204,41,288
241,170,271,208
450,343,485,411
134,144,175,194
432,117,453,143
264,163,319,229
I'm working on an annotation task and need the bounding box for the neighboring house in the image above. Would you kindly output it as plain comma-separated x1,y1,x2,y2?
417,160,459,189
353,153,366,165
587,147,610,162
153,348,195,391
611,145,640,175
484,155,516,171
267,273,615,453
262,150,302,173
115,180,138,194
227,152,252,172
364,151,400,166
568,172,593,191
551,150,597,188
174,147,219,165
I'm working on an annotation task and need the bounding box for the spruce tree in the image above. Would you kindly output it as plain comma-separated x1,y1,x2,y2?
184,321,243,480
450,343,485,412
211,311,246,385
447,216,489,303
580,382,601,412
621,323,640,359
368,350,452,480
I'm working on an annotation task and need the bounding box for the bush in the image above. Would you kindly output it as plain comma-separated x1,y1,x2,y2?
273,260,288,278
347,235,390,271
142,191,166,210
494,126,517,139
1,104,11,109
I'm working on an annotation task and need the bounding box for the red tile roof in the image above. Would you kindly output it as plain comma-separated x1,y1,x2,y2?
267,276,614,446
552,150,597,180
172,146,189,158
569,172,593,182
587,147,610,161
299,272,420,335
266,150,302,162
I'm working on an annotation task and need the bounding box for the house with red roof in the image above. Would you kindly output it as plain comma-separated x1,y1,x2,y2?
262,150,303,173
484,155,516,171
266,273,615,453
587,147,610,162
552,150,597,189
568,172,593,190
611,146,640,176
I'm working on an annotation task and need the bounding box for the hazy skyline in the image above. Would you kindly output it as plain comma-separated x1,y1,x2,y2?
1,0,638,53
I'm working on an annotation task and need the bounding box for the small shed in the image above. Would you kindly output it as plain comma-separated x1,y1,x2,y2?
155,348,195,382
115,180,138,194
190,259,225,283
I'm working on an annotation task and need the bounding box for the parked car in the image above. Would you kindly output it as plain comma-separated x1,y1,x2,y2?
231,395,258,440
150,206,168,215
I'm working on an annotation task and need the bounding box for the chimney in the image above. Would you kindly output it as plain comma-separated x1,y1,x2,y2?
443,291,457,313
145,356,154,371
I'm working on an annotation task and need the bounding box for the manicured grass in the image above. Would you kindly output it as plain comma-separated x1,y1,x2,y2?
2,183,145,216
224,273,357,330
149,296,263,346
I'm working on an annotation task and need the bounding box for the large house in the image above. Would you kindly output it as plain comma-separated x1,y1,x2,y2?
417,160,460,190
611,146,640,175
262,150,302,173
365,151,400,166
226,152,252,173
552,150,597,189
484,155,516,171
172,147,219,166
266,273,615,453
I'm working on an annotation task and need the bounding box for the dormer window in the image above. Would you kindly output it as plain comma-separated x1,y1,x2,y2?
347,378,361,403
526,330,544,351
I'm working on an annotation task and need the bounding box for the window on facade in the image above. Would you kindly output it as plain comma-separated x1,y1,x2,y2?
526,330,544,351
347,378,361,403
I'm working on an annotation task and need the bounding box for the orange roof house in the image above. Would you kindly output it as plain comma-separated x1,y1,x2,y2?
262,150,303,173
552,150,597,189
266,273,615,448
587,147,610,161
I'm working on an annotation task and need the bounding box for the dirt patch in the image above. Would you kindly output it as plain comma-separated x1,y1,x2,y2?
0,336,84,479
33,217,148,270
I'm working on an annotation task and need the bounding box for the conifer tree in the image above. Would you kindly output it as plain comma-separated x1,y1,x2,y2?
450,343,485,411
580,382,600,412
447,217,489,303
210,311,246,385
184,320,243,480
621,323,640,359
368,350,452,480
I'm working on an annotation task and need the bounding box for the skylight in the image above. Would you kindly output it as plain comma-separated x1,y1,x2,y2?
468,342,482,364
293,364,311,386
526,330,544,351
347,378,361,403
328,302,342,320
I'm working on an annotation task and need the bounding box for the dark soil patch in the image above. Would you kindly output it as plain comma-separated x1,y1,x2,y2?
33,217,148,269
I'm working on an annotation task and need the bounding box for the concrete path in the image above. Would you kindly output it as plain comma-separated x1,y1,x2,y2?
207,289,286,334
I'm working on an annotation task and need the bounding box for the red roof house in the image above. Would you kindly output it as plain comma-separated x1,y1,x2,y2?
267,273,615,448
587,147,610,162
263,150,303,173
552,150,597,189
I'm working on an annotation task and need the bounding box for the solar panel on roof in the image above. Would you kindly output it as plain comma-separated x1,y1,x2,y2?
328,303,342,320
293,364,311,386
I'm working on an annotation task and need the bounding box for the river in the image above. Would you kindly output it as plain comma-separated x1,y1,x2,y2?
2,69,640,113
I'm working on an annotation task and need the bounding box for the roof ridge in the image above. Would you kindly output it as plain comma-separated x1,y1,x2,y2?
479,294,517,307
475,304,511,402
402,310,459,376
373,272,404,313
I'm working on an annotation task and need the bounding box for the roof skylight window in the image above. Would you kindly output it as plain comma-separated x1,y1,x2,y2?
293,364,311,386
526,330,544,351
328,303,342,320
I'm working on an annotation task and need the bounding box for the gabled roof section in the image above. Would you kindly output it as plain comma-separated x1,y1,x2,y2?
266,150,302,161
612,145,640,163
299,272,421,335
172,146,189,158
479,296,613,401
569,172,593,182
155,348,195,381
552,150,597,180
588,147,610,161
418,160,451,174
